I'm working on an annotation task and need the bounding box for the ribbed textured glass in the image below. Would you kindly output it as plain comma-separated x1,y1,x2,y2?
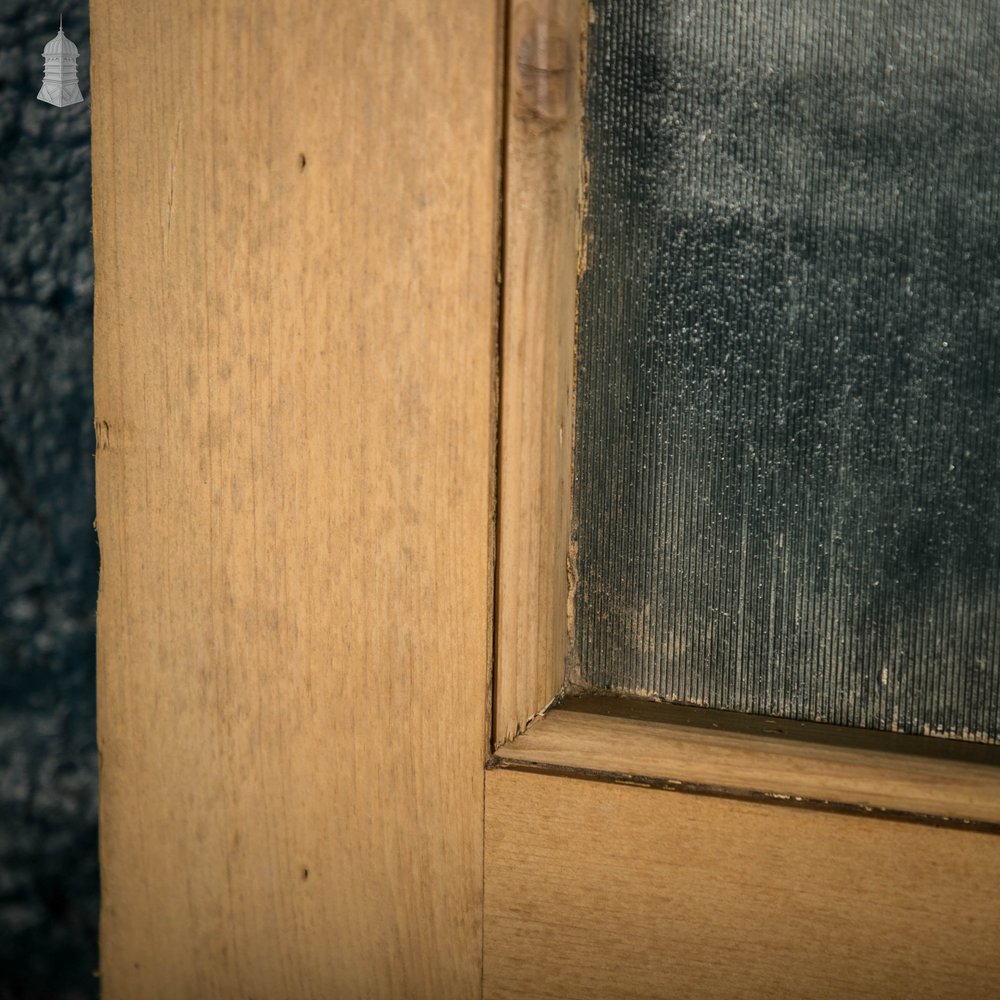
574,0,1000,741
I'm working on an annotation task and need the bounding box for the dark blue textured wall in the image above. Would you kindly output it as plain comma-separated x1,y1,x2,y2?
0,2,97,997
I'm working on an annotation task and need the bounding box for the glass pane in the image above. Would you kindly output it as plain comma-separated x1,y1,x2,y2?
574,0,1000,741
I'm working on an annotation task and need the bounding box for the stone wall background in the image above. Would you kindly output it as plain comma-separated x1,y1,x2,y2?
0,2,98,997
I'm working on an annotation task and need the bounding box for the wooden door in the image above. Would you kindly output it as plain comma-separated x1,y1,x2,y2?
92,2,497,995
92,2,1000,998
488,3,1000,994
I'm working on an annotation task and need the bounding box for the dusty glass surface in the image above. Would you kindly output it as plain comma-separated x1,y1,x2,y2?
574,0,1000,740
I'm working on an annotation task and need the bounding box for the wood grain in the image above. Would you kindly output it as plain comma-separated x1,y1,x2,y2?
484,768,1000,1000
91,2,501,996
494,700,1000,826
494,0,585,746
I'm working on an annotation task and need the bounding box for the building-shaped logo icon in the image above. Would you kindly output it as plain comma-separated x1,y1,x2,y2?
37,16,84,107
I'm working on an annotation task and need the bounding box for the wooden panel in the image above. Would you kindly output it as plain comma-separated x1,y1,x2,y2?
494,699,1000,826
494,0,584,746
484,768,1000,1000
91,2,501,996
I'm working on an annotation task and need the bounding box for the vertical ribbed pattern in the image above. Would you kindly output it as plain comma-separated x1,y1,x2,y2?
575,0,1000,741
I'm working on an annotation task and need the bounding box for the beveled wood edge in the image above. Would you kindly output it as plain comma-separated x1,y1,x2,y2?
561,690,1000,764
489,693,1000,831
492,0,587,748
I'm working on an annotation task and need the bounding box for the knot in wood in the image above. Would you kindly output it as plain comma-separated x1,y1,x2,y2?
514,11,571,129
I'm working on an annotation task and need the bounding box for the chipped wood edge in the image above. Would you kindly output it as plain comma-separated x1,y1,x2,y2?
493,0,587,747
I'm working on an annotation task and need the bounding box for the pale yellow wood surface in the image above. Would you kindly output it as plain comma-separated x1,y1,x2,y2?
496,703,1000,825
494,0,584,745
485,768,1000,1000
92,2,502,996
